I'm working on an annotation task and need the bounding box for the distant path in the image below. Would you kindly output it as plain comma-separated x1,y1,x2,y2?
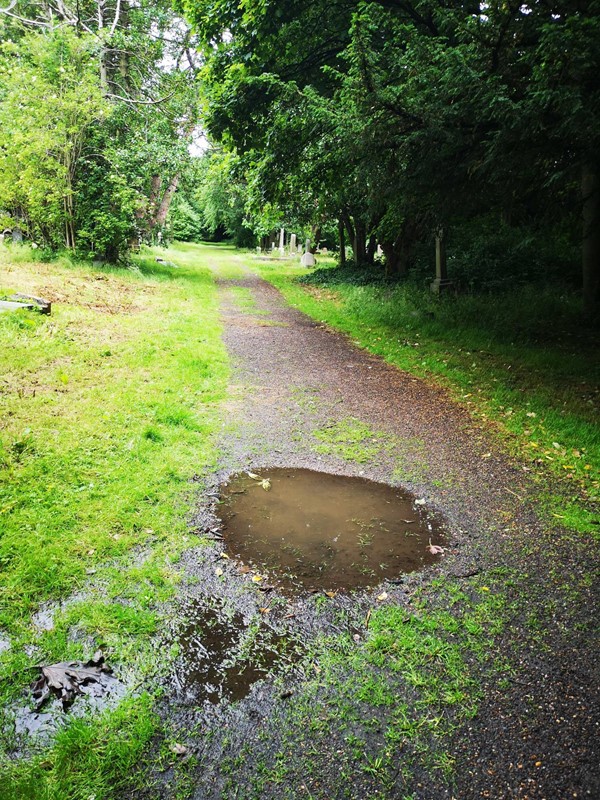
175,251,599,800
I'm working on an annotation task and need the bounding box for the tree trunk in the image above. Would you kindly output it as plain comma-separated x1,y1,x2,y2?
366,235,376,265
354,220,366,265
381,241,398,277
153,175,179,228
310,225,321,254
97,1,108,91
338,219,346,268
582,161,600,317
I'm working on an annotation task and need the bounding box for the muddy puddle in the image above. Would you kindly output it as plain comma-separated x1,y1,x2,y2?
217,468,447,593
173,599,295,706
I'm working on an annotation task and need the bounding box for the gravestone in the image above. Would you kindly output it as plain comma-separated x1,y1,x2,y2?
320,247,328,255
290,233,297,253
12,227,23,243
376,244,383,257
279,228,285,256
256,246,261,255
301,251,315,267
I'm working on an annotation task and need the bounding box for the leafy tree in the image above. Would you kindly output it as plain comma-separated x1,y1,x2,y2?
0,0,202,259
0,29,107,248
181,0,599,311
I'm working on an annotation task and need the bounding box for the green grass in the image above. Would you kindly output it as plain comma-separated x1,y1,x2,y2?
2,695,158,800
312,418,388,464
256,260,600,516
0,241,230,795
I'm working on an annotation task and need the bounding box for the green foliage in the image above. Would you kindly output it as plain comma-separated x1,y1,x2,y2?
183,0,600,310
194,150,256,246
0,29,107,248
0,3,202,260
169,195,205,242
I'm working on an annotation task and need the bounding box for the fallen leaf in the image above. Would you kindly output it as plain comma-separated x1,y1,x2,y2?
215,567,224,577
324,591,336,598
259,607,271,613
414,498,426,506
401,519,415,524
219,552,230,559
260,479,271,491
32,651,112,710
170,743,188,756
377,592,388,602
251,574,263,583
246,471,261,480
238,565,251,574
526,411,537,418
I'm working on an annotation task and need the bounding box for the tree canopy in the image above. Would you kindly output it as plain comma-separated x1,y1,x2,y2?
0,0,202,259
0,0,598,311
179,0,600,312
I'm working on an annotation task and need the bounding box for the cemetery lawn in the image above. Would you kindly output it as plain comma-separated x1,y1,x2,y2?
0,242,229,797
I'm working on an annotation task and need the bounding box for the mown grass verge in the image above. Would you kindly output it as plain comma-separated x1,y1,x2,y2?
0,241,230,798
255,260,599,527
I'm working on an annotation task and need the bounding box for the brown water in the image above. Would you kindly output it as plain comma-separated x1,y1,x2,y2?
218,468,447,593
174,600,294,705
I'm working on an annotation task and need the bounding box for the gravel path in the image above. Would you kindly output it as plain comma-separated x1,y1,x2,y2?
162,258,599,800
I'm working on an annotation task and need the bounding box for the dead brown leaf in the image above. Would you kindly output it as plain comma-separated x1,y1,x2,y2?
31,651,112,710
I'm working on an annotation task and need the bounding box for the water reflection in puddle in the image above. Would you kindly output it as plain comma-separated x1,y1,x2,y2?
218,468,447,593
174,600,293,705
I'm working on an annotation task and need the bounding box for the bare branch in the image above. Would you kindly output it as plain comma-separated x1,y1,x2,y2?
109,0,120,36
105,91,175,106
0,9,52,28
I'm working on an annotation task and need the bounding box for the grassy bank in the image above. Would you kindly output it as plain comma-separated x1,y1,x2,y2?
256,260,599,529
0,242,230,797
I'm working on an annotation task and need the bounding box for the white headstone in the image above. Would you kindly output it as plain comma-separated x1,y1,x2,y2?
305,238,311,253
301,251,315,267
376,244,383,257
279,228,285,256
320,247,328,255
290,233,297,253
256,246,261,254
